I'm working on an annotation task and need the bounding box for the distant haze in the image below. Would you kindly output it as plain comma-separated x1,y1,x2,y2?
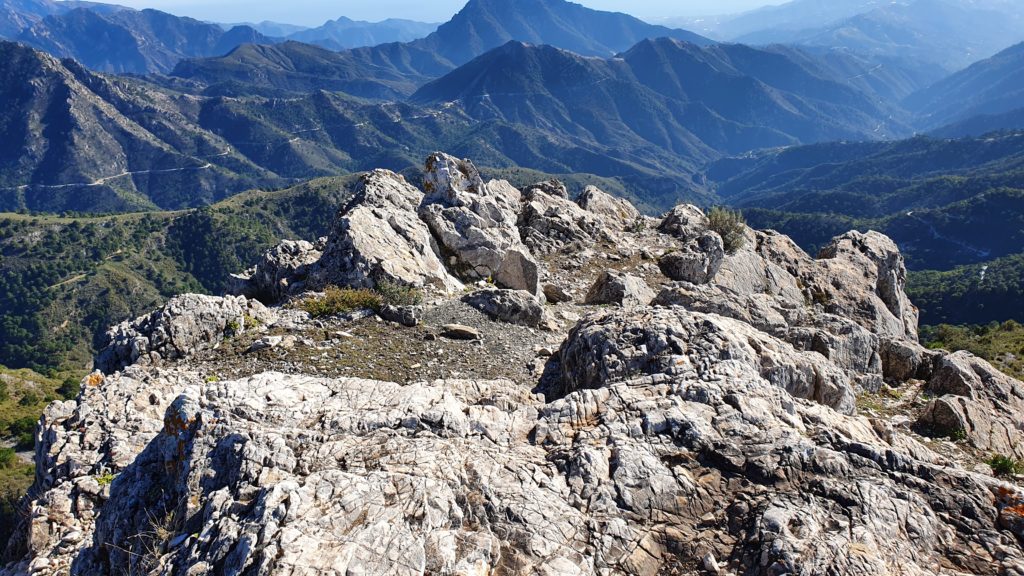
97,0,788,26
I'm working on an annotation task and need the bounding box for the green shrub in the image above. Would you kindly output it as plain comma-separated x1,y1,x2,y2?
707,207,747,255
17,391,40,407
6,417,35,438
987,454,1024,477
0,448,15,468
375,280,424,307
57,377,81,400
300,287,383,318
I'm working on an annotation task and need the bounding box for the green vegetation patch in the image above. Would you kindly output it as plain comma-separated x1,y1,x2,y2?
299,287,383,318
0,177,354,373
921,321,1024,379
707,207,747,255
987,454,1024,477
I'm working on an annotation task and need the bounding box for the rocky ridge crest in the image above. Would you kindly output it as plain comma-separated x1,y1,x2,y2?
4,153,1024,576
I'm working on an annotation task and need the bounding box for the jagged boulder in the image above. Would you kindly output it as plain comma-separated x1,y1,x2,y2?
652,226,921,390
316,169,463,293
94,295,274,374
657,232,725,284
518,185,604,255
816,231,919,341
577,185,641,231
879,339,936,382
658,204,708,240
228,239,323,303
463,288,545,327
558,307,857,414
917,351,1024,458
584,270,655,309
418,153,541,294
523,178,568,199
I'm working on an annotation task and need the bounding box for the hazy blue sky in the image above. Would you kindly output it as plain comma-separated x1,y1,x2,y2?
108,0,787,26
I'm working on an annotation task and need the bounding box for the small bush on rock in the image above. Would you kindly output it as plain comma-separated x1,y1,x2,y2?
301,287,383,317
707,207,747,255
988,454,1024,477
376,281,424,307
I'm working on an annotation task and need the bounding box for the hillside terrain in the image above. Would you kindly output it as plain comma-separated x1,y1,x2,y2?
1,0,1023,573
4,153,1024,575
699,0,1024,77
0,41,276,212
711,133,1024,268
15,7,272,73
906,42,1024,129
922,321,1024,380
0,177,354,373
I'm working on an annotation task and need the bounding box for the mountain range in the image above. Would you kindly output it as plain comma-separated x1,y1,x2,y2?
0,0,1022,325
710,132,1024,268
0,31,926,214
285,17,439,51
906,42,1024,129
0,0,713,76
680,0,1024,83
15,7,270,73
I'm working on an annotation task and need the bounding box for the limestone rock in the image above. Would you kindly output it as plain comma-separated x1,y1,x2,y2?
651,224,920,389
879,339,936,382
94,295,274,374
577,185,641,231
316,169,463,293
228,239,323,303
418,153,540,294
657,232,725,284
523,179,568,199
518,186,603,255
494,248,541,296
917,351,1024,458
378,304,421,327
463,289,545,327
817,230,919,341
17,337,1023,576
584,270,655,309
558,307,857,414
247,335,297,353
658,204,708,240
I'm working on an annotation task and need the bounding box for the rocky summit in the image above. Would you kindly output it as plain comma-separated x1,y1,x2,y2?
4,153,1024,576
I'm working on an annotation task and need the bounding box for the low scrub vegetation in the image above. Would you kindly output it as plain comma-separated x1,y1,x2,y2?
921,321,1024,379
299,282,425,318
988,454,1024,477
300,287,383,317
707,207,746,255
375,280,424,307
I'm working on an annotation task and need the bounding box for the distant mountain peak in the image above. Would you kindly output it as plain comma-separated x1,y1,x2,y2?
414,0,712,65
